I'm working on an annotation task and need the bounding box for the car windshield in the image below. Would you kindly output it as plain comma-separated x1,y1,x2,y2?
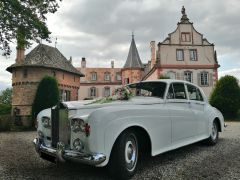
127,82,167,99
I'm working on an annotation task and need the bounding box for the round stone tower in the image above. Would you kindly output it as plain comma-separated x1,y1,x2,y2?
6,44,84,126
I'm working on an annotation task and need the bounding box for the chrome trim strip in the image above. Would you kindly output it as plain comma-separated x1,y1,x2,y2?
33,138,106,165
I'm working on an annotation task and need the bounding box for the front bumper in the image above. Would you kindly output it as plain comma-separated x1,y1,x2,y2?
33,138,106,166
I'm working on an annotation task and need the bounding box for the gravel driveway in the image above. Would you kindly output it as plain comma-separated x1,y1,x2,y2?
0,122,240,180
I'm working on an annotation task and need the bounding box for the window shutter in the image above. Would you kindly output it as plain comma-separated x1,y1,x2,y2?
197,73,200,86
96,88,98,97
180,72,184,80
209,73,213,86
88,88,91,98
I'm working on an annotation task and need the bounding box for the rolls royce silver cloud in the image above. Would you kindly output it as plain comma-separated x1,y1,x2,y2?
33,80,225,179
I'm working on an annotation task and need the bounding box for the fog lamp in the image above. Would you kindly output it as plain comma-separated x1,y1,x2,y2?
73,138,84,151
38,130,44,138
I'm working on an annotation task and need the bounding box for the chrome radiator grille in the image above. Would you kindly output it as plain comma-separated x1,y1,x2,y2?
51,107,70,148
59,109,70,146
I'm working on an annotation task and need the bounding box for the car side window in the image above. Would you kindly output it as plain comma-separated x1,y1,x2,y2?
186,84,204,101
167,83,187,99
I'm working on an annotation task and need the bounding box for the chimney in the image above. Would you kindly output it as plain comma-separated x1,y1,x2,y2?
150,41,156,68
111,60,114,68
81,57,86,68
16,47,25,64
69,56,72,64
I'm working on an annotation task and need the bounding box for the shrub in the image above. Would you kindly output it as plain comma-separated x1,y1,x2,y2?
210,75,240,119
32,76,60,119
0,104,11,115
0,114,11,131
158,75,170,79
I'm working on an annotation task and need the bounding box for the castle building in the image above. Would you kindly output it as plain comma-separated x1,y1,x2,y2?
121,34,144,85
143,6,220,97
6,6,219,117
77,58,122,100
6,44,84,124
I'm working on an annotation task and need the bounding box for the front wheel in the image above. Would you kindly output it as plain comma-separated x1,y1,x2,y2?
205,120,219,145
108,130,138,179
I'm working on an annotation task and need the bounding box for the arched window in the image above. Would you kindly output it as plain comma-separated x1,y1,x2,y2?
166,71,176,79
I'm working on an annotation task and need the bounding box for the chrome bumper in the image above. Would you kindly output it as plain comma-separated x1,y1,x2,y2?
33,138,106,166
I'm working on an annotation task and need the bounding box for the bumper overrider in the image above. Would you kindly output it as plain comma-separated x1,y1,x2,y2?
33,138,106,165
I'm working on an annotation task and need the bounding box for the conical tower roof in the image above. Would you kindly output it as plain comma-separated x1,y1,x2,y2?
123,35,143,69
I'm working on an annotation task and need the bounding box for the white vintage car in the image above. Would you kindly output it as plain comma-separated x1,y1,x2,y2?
33,80,225,179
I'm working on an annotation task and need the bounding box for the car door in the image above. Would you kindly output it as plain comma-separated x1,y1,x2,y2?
186,84,208,135
166,82,197,143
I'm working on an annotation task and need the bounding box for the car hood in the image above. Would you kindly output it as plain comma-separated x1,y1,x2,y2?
61,96,164,110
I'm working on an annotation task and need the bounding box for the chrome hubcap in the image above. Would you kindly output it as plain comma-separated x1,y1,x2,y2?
211,123,217,140
125,135,138,171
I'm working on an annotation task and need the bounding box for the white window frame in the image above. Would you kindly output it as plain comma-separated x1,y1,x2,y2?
200,72,209,86
176,49,184,61
104,87,110,97
104,72,110,81
184,71,193,83
91,72,97,81
90,87,96,97
167,71,176,79
116,73,121,81
190,49,197,61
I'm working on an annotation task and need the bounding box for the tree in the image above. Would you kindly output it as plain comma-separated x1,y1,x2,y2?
0,88,12,115
32,76,60,119
0,0,62,56
210,75,240,119
0,88,12,105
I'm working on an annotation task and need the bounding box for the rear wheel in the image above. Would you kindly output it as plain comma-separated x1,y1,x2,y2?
108,130,138,179
205,120,219,145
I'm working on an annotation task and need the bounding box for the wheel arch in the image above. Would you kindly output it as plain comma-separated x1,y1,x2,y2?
214,117,222,132
108,126,152,161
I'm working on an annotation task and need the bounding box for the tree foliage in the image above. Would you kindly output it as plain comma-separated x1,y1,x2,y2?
158,75,170,79
0,0,62,56
0,88,12,105
210,75,240,119
32,76,60,119
0,88,12,115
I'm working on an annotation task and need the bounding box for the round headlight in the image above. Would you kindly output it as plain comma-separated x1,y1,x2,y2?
71,118,85,132
73,138,84,151
41,116,51,128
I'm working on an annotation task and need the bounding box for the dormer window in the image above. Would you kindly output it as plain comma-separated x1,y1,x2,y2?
91,72,97,81
181,32,191,42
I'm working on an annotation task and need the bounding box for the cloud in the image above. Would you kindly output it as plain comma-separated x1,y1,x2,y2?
219,69,240,80
0,0,240,88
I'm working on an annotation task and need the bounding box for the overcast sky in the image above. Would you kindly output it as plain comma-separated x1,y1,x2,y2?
0,0,240,91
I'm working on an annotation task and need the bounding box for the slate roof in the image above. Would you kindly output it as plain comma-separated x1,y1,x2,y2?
123,36,143,69
6,44,84,77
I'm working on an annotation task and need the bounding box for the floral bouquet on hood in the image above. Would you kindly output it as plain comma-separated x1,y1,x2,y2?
88,86,133,104
112,86,133,100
